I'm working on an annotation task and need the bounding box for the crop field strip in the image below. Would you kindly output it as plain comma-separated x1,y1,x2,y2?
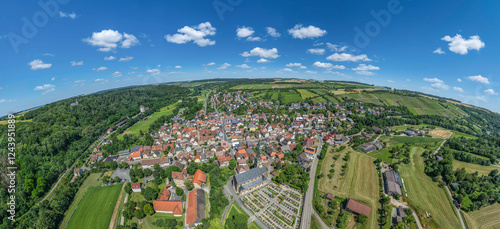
462,203,500,229
66,184,122,229
398,147,462,229
318,149,379,229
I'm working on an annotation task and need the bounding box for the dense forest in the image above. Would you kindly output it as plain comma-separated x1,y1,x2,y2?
0,84,189,228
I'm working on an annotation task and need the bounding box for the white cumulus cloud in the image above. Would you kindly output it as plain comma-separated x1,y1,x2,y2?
59,11,77,19
453,87,464,93
241,47,279,59
119,56,134,62
236,26,254,38
484,89,498,95
84,29,139,52
266,27,281,38
112,71,122,78
202,62,216,66
146,69,160,75
467,75,490,84
288,24,326,39
423,78,444,83
218,63,231,70
71,60,84,66
165,22,216,47
93,66,108,71
326,43,348,52
431,83,450,90
352,64,380,71
257,58,270,63
104,56,116,61
441,34,485,55
433,47,445,54
307,48,325,55
34,84,55,94
29,59,52,70
235,64,250,69
326,53,371,62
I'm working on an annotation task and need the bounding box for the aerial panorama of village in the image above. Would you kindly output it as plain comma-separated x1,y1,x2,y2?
3,79,492,229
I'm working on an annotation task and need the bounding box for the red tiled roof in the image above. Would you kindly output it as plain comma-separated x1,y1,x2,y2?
186,191,198,227
131,183,141,190
346,198,371,217
152,201,183,216
192,169,207,187
158,186,171,201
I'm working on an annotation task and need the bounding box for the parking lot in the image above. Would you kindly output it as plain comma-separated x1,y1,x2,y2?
242,182,303,229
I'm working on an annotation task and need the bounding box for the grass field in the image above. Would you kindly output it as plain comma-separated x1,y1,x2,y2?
224,201,249,224
398,147,462,229
462,204,500,229
145,214,185,229
248,221,262,229
268,90,304,104
317,149,379,229
66,184,122,229
297,89,319,99
119,103,177,139
59,173,101,229
452,160,498,176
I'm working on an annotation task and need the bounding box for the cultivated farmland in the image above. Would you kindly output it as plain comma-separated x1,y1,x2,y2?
297,89,319,99
66,184,122,229
462,203,500,229
344,92,466,118
398,147,462,229
317,149,379,229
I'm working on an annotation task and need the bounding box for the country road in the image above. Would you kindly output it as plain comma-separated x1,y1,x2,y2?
38,166,72,204
300,136,323,229
432,132,453,155
444,179,466,229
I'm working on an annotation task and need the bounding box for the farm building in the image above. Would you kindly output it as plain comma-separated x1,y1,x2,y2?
384,170,402,195
345,198,371,217
186,189,206,228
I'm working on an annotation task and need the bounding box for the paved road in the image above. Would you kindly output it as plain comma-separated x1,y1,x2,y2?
204,90,211,114
300,136,323,229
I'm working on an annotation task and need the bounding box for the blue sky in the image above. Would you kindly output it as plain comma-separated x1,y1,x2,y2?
1,0,499,116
